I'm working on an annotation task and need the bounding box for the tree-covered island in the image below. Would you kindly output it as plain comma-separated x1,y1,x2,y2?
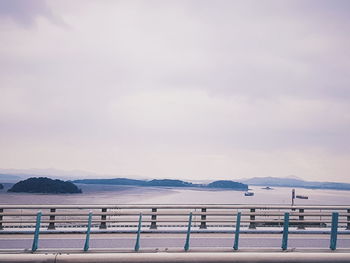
74,178,248,190
207,180,248,190
8,177,82,194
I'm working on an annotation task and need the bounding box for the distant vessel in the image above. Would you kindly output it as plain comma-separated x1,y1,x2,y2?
296,195,308,199
244,192,254,196
262,186,273,190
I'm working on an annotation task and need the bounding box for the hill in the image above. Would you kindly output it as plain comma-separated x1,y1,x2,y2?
8,177,82,194
240,177,350,190
74,178,248,190
146,179,193,187
0,174,22,182
74,178,147,186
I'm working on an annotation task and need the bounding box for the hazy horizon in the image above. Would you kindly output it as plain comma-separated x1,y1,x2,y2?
1,1,350,183
0,167,348,185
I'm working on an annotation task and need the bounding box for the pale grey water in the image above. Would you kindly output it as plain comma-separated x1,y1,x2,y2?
0,184,350,205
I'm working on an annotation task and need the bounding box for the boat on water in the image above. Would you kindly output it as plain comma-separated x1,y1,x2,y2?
262,186,273,190
244,192,254,196
296,195,308,199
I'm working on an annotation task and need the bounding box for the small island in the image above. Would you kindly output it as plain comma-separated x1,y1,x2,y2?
0,183,3,190
207,180,248,190
8,177,82,194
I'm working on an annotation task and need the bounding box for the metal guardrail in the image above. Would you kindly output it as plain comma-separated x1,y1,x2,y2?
0,204,350,252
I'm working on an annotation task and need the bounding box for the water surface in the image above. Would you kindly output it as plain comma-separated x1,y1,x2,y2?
1,184,349,205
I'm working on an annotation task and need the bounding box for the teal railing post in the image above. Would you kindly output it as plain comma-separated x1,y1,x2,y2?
31,211,42,252
281,212,290,251
134,213,143,251
330,212,339,250
184,212,193,251
233,212,241,250
84,211,93,251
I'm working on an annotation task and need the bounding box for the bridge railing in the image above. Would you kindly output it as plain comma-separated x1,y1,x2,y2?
1,204,350,231
0,204,349,252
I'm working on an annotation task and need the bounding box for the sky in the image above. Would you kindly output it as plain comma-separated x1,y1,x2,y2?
0,0,350,182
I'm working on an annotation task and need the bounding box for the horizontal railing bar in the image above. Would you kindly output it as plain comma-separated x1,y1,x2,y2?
1,219,349,224
2,229,350,235
1,212,349,217
1,204,350,210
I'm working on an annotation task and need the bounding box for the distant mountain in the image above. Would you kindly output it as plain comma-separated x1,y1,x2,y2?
0,168,97,180
74,178,147,186
2,168,350,191
75,178,195,187
240,177,350,190
241,177,309,187
285,175,303,180
74,178,194,187
0,168,147,181
0,174,23,182
315,182,350,190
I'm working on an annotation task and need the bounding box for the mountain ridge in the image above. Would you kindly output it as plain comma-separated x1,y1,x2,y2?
1,168,350,191
239,176,350,190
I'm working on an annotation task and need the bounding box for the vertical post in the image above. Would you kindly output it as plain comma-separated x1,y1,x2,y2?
150,208,157,229
99,208,107,229
233,212,241,250
346,209,350,230
200,208,207,229
184,212,193,251
134,213,142,251
0,208,3,230
281,212,289,251
249,208,256,229
292,189,295,206
297,209,305,229
84,212,93,251
330,212,339,251
48,208,56,230
32,211,42,252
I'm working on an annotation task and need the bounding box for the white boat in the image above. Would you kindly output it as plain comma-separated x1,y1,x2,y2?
244,192,254,196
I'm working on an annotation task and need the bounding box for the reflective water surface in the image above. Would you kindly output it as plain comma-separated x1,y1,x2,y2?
1,184,349,205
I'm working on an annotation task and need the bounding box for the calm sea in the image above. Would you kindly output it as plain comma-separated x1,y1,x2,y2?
0,184,350,205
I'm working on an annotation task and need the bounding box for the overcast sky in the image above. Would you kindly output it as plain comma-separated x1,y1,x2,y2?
0,0,349,182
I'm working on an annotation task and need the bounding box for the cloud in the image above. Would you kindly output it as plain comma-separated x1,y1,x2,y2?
0,0,66,27
0,0,349,181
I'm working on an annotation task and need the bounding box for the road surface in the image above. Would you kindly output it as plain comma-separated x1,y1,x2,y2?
1,234,349,250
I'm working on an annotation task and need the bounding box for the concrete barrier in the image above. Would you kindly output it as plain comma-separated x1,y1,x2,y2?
0,253,56,263
1,252,350,263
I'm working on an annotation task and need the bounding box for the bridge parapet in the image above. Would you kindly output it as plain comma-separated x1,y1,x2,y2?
0,204,350,252
0,204,349,231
